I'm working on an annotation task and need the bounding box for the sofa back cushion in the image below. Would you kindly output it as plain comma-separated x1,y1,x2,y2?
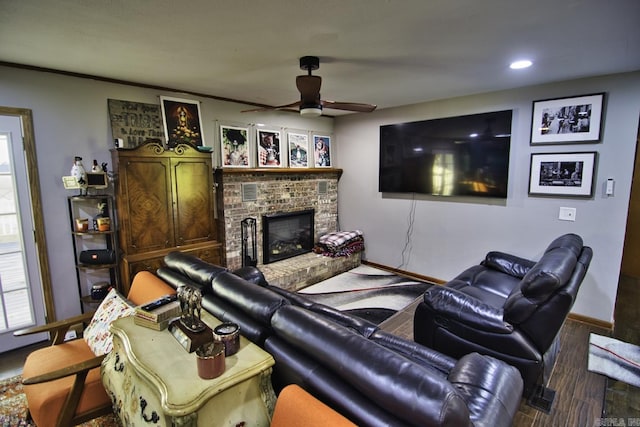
211,271,289,324
164,251,228,294
271,305,471,427
266,285,380,338
503,234,585,333
517,246,593,351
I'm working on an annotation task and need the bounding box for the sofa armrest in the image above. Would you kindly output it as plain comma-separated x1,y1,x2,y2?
448,352,523,427
482,251,536,279
423,285,513,334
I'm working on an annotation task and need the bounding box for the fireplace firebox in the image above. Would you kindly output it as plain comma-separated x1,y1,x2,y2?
262,209,314,264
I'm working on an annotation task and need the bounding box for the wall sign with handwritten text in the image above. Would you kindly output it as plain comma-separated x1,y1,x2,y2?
108,99,166,148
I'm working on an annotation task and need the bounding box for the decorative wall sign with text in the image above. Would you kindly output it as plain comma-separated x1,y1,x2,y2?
107,99,165,148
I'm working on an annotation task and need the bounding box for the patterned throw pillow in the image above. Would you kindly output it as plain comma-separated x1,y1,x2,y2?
84,288,135,355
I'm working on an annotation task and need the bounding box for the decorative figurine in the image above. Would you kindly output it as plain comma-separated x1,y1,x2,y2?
169,284,212,352
70,156,87,194
177,285,206,333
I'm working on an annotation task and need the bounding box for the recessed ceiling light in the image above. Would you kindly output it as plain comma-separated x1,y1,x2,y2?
510,60,533,70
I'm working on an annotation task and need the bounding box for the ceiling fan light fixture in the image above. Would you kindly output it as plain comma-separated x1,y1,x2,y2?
300,104,323,117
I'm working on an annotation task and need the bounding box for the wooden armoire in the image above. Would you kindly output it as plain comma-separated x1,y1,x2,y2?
111,141,223,294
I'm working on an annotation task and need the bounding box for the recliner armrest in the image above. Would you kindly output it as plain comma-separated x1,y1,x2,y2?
482,251,536,279
423,285,513,334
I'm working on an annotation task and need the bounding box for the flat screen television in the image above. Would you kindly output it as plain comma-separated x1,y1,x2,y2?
379,110,513,198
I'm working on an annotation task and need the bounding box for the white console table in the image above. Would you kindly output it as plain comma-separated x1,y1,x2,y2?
101,311,276,426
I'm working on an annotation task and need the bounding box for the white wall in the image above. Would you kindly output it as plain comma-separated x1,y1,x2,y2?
0,65,333,320
334,71,640,324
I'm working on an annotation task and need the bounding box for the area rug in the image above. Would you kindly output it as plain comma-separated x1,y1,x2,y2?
298,264,433,324
588,333,640,388
0,375,120,427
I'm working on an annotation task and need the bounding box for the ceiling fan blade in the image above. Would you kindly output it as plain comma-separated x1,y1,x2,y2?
321,100,377,113
241,100,301,113
296,75,322,99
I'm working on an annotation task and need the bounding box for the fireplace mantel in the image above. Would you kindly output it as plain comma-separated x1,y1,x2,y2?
216,167,342,177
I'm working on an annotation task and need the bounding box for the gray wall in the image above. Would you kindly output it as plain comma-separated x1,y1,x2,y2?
0,65,333,320
334,71,640,324
3,64,638,324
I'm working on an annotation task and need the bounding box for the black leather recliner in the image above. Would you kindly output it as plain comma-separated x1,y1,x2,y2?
414,233,592,408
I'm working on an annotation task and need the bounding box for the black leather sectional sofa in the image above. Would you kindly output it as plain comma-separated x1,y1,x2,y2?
157,251,524,427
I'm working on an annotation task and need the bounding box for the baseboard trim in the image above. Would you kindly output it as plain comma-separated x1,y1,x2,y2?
361,260,446,285
567,312,612,331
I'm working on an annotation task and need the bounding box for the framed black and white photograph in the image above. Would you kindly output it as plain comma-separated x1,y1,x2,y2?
257,129,282,167
220,125,249,167
528,152,597,197
530,93,604,145
313,134,332,167
287,132,309,168
160,96,206,148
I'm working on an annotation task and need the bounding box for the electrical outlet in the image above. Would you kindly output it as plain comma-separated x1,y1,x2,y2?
559,207,576,221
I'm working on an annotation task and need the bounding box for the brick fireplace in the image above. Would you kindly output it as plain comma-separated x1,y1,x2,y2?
215,168,342,271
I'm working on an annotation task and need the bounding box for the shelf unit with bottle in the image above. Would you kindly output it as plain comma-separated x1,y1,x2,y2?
67,195,120,311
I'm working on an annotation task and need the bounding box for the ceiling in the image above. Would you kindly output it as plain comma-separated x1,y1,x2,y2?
1,0,639,116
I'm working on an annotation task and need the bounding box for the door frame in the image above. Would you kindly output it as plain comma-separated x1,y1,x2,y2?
0,106,55,322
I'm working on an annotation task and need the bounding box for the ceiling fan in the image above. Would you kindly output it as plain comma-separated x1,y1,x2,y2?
242,56,377,117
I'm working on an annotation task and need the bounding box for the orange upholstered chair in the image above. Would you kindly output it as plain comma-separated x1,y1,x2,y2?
14,271,176,427
270,384,356,427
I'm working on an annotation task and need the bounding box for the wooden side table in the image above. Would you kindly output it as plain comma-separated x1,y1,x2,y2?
101,311,276,426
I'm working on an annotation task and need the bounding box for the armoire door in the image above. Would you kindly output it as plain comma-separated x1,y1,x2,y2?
171,157,216,246
120,157,175,253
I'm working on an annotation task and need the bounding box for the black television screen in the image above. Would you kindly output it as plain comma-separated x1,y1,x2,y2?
379,110,513,198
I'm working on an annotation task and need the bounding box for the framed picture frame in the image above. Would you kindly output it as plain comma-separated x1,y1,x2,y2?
257,129,282,167
160,96,205,148
287,131,309,168
528,151,597,197
220,125,249,167
313,134,332,167
530,93,605,145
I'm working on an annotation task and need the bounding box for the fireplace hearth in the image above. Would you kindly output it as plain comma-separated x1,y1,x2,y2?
262,209,314,264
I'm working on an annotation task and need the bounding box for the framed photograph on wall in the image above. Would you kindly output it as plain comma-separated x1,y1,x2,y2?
530,93,605,145
287,132,309,168
257,129,282,167
160,96,206,148
220,125,249,167
528,151,597,197
313,134,332,167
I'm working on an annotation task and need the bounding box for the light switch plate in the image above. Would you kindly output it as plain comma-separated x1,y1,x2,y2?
559,207,576,221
